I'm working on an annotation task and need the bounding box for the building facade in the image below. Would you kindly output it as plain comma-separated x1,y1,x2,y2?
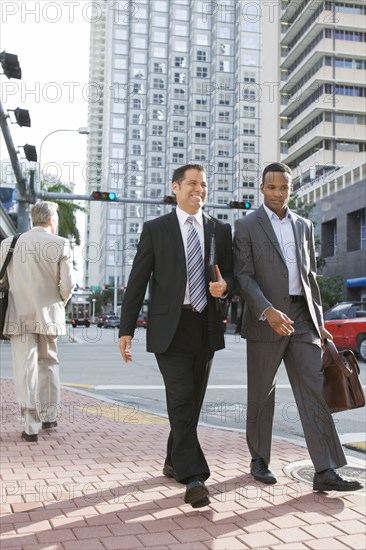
296,159,366,301
279,0,366,188
84,0,280,289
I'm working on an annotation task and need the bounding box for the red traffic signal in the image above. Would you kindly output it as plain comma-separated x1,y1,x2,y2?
91,191,117,201
163,195,177,205
229,201,251,209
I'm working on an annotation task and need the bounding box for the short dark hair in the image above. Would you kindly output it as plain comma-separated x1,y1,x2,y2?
262,163,292,185
172,164,205,185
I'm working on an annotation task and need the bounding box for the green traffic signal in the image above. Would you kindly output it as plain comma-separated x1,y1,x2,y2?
229,201,251,209
91,191,117,201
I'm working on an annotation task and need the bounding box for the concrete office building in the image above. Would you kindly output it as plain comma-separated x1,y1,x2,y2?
84,0,279,289
279,0,366,187
279,1,366,301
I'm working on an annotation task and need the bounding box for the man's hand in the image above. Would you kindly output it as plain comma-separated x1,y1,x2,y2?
119,336,133,363
319,326,333,341
209,265,228,298
264,306,295,336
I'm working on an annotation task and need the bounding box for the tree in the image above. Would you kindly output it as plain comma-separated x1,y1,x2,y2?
40,180,85,245
89,287,125,315
317,275,343,312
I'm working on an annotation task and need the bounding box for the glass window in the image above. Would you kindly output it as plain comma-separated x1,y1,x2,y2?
197,67,208,78
152,125,163,136
175,56,186,67
197,50,207,61
173,137,184,147
153,62,165,73
152,141,163,151
132,144,142,155
172,152,184,163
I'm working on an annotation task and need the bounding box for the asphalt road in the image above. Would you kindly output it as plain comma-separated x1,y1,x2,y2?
1,326,365,456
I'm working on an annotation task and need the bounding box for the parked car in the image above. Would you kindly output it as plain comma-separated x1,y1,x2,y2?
97,314,109,328
103,315,120,329
324,302,366,361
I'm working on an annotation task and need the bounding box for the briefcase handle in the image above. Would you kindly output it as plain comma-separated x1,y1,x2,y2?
322,338,353,377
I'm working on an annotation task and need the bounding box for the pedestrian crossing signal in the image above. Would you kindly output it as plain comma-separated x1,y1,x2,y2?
91,191,117,201
229,201,251,209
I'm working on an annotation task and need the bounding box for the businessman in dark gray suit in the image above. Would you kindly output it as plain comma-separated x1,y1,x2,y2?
234,162,362,492
119,164,233,507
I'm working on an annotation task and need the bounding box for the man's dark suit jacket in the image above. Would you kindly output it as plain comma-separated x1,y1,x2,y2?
119,210,233,354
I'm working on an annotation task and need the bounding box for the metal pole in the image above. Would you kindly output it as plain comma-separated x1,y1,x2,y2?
113,241,119,314
0,98,31,232
39,128,89,184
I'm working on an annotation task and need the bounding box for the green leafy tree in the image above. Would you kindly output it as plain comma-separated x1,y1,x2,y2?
89,288,125,316
317,275,343,312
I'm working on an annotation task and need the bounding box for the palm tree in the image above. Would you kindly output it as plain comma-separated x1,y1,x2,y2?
40,181,85,245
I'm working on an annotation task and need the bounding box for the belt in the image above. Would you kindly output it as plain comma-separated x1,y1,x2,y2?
290,295,305,303
182,304,200,312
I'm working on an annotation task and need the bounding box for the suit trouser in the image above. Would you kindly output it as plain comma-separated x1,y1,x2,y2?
155,308,213,483
10,333,60,435
246,300,346,473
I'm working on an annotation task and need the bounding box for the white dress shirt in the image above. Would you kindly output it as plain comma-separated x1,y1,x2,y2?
263,203,303,296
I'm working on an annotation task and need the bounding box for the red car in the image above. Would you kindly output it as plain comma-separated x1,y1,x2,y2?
324,302,366,361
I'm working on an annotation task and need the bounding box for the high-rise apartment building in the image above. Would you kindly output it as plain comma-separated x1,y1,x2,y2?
84,0,279,288
279,0,366,188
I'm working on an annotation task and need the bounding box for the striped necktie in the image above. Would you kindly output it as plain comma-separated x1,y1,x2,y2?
186,216,207,312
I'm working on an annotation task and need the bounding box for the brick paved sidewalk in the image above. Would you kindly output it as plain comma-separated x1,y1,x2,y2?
1,379,365,550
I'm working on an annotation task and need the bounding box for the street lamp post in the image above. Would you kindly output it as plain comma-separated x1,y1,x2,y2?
113,241,120,315
39,127,89,185
92,298,96,323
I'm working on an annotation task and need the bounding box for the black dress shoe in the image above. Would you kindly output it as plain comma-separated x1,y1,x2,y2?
42,421,58,430
250,458,277,484
313,469,363,492
162,462,175,479
21,431,38,442
184,479,210,508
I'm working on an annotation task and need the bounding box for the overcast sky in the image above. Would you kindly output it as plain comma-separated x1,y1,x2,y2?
0,0,91,191
1,2,94,281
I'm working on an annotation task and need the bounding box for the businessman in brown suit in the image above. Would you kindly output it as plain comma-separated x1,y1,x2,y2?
119,164,233,507
0,201,74,442
233,162,362,492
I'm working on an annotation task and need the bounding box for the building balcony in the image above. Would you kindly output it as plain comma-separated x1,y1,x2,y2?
281,92,366,124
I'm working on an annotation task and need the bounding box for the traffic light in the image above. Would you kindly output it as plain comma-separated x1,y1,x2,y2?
229,200,251,209
13,108,31,127
23,144,37,162
163,195,177,205
0,51,22,79
91,191,117,201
